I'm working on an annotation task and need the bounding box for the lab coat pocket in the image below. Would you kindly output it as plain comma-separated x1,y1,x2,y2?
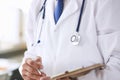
97,31,119,64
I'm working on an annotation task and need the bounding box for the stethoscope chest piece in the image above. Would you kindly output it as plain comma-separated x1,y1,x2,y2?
71,32,81,46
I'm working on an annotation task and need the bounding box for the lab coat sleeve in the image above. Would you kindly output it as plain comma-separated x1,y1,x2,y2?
81,0,120,80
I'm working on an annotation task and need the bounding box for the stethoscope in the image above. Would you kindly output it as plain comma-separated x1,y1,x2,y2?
34,0,85,46
70,0,85,45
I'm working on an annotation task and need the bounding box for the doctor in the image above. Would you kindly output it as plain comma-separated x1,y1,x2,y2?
19,0,120,80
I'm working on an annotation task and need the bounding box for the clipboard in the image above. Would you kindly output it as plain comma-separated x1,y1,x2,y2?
51,64,104,80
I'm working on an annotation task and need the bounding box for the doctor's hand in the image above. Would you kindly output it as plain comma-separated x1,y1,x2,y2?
22,56,51,80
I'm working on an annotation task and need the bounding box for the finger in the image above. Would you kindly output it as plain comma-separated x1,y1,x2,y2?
35,56,42,62
22,75,32,80
41,72,46,76
35,56,43,69
40,76,51,80
26,58,43,69
22,63,40,75
23,70,41,80
25,58,34,65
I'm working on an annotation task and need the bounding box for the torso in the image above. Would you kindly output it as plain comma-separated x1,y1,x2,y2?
33,0,103,76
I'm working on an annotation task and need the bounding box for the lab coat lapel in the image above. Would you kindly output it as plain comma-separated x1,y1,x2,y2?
47,0,79,30
47,0,56,27
57,0,79,25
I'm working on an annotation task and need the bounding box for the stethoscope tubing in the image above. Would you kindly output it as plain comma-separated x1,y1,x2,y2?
39,0,47,20
35,0,47,44
76,0,85,32
34,0,86,46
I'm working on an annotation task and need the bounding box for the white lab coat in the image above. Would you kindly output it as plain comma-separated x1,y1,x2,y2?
19,0,120,80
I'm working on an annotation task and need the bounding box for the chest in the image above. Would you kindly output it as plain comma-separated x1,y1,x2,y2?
33,0,103,76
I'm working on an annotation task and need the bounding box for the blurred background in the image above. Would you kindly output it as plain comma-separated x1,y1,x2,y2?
0,0,33,80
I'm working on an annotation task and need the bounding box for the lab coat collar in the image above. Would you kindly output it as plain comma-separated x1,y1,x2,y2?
47,0,79,30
